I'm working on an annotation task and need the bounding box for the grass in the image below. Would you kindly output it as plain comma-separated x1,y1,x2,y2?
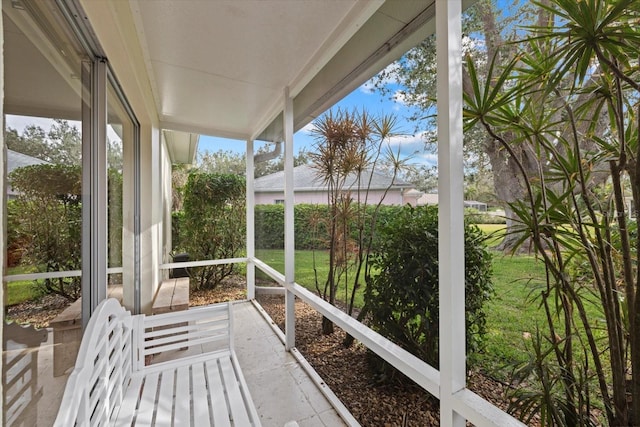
255,248,367,308
477,223,506,247
5,266,42,306
255,247,552,376
479,252,549,377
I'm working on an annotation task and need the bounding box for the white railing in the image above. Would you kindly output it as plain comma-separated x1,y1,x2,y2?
252,257,525,427
159,257,248,271
4,267,123,282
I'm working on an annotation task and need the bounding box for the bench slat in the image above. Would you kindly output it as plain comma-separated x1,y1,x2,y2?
114,375,143,427
192,362,213,427
144,334,227,357
206,359,232,427
174,365,191,426
136,371,160,425
156,370,175,425
154,280,175,310
144,304,228,327
144,321,227,346
171,278,190,308
219,356,252,427
145,318,227,339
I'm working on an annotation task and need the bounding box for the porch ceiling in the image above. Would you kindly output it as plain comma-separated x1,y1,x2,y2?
3,0,474,149
126,0,451,142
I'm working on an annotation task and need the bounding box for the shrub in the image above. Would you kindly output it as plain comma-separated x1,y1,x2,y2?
254,204,403,250
175,172,246,289
365,205,493,372
9,164,83,300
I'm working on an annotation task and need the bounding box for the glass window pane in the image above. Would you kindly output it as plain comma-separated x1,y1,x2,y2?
3,2,87,425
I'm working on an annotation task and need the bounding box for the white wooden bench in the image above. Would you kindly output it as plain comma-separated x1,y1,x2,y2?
54,298,261,426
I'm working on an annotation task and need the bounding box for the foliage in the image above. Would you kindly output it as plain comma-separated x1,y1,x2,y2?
194,147,310,178
197,149,245,175
174,172,246,289
464,0,640,424
398,164,438,193
108,169,123,275
372,0,548,252
254,147,311,178
254,204,402,251
508,330,595,427
365,205,493,372
9,164,82,300
6,118,122,168
308,108,406,334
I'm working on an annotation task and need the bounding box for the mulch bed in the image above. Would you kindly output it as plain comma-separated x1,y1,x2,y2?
6,276,520,427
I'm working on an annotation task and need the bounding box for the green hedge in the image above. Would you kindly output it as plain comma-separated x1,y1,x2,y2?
254,204,403,250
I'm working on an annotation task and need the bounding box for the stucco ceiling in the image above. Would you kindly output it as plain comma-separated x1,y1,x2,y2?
129,0,446,142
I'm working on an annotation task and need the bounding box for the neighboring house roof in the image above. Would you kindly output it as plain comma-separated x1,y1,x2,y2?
7,149,49,175
254,164,412,193
6,150,50,197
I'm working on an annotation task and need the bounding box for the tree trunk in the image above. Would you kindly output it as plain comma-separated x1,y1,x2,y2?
322,316,334,335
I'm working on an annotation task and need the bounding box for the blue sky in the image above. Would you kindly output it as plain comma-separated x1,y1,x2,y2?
198,74,438,168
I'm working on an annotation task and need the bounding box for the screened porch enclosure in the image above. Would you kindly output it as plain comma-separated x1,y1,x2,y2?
2,0,526,425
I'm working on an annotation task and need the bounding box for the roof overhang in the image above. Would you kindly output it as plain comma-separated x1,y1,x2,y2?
162,130,199,165
77,0,474,145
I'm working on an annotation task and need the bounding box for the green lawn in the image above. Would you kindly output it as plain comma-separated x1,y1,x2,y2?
5,266,42,306
479,253,549,376
256,248,367,308
477,223,506,247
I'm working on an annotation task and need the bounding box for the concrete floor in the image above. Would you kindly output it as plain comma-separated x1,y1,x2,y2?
2,300,348,427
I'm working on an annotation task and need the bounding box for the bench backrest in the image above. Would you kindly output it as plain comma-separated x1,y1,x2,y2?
54,299,133,427
136,301,233,370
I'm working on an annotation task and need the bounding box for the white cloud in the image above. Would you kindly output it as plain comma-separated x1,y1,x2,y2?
393,90,409,106
299,122,317,134
388,133,424,147
414,152,438,164
6,114,122,143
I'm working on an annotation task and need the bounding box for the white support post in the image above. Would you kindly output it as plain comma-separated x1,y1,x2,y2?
246,139,256,300
283,87,296,350
437,1,465,426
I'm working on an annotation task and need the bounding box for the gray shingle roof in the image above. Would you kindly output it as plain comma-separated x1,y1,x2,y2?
254,164,411,192
7,149,49,175
6,150,51,197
